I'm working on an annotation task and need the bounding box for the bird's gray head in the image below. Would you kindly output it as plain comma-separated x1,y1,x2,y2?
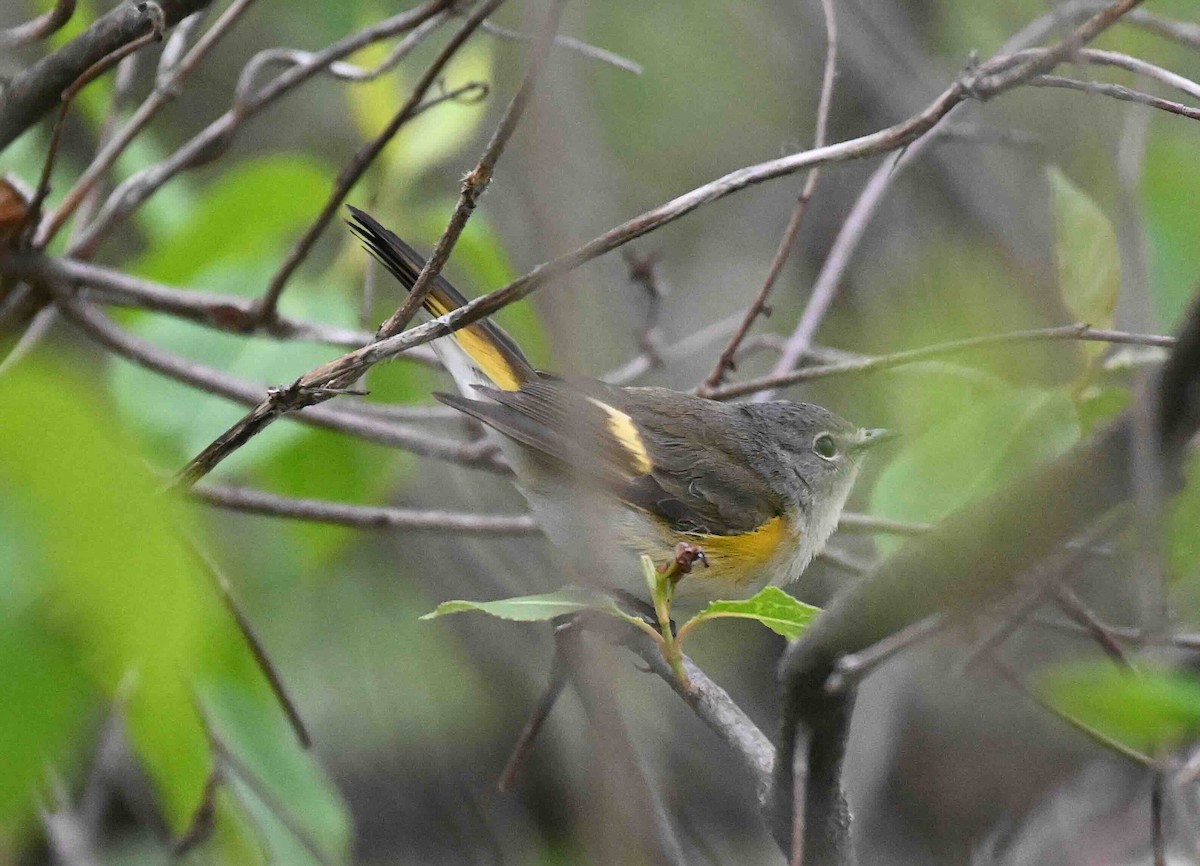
739,401,893,521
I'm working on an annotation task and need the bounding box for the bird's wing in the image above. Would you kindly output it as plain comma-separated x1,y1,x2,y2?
438,381,783,536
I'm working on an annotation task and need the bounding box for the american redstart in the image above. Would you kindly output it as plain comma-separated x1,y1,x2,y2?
349,207,893,603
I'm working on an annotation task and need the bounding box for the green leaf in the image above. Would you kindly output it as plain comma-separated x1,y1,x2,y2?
421,588,626,622
108,262,354,473
131,155,333,285
1048,168,1121,352
870,388,1080,551
1040,662,1200,753
683,587,820,640
0,363,348,845
200,681,351,865
1144,125,1200,326
349,39,493,178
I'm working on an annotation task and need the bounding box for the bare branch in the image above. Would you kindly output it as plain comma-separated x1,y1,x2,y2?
579,611,777,807
68,0,451,257
174,0,1153,487
255,0,506,321
0,0,77,48
373,0,566,338
48,294,502,469
709,323,1174,400
0,0,214,151
25,4,167,234
1029,75,1200,122
699,0,839,394
478,19,642,75
191,483,536,534
37,0,258,246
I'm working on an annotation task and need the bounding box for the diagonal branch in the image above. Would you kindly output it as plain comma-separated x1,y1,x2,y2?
253,0,506,322
374,0,567,338
699,0,839,394
0,0,214,151
173,0,1149,489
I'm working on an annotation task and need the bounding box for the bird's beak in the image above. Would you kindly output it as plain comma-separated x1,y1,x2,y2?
853,428,900,452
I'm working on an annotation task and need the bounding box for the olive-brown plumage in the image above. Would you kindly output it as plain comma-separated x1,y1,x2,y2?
348,207,891,602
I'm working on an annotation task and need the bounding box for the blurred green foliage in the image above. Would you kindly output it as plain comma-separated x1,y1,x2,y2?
0,365,348,860
6,0,1200,861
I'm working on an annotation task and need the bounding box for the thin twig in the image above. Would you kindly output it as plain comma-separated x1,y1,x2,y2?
990,656,1159,768
1029,75,1200,122
709,323,1175,400
1152,772,1166,866
1052,583,1134,668
836,513,932,536
0,0,214,149
498,650,568,792
68,0,451,257
1077,48,1200,101
187,541,312,748
25,4,167,237
48,294,502,468
758,0,1148,400
825,614,945,693
37,0,258,247
374,0,565,338
256,0,505,322
8,253,389,351
479,19,642,75
0,0,76,47
191,483,536,534
174,0,1152,486
699,0,839,394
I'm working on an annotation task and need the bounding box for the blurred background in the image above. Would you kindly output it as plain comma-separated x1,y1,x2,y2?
2,0,1200,863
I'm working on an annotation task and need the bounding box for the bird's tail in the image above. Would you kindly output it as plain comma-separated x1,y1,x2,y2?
347,206,535,393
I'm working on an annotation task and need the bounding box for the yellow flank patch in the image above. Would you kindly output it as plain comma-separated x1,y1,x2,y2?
690,516,787,584
426,293,522,391
586,397,653,474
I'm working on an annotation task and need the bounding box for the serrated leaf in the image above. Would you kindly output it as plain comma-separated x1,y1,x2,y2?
1040,662,1200,753
1049,168,1121,354
421,588,625,622
684,587,820,640
871,387,1080,551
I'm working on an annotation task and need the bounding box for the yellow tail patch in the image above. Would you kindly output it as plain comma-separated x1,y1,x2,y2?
425,294,523,391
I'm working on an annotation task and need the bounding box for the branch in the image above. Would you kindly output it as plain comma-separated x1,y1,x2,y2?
759,0,1150,398
698,0,839,394
67,0,450,257
0,0,77,48
254,0,506,321
174,0,1154,487
708,323,1174,400
191,483,536,534
0,0,214,151
35,0,257,246
373,0,566,337
770,283,1200,856
1030,75,1200,122
578,612,777,807
48,293,501,469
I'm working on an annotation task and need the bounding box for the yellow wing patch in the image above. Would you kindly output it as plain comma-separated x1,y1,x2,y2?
585,397,653,474
425,293,523,391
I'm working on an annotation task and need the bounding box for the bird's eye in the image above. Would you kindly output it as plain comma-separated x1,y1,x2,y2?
813,433,838,460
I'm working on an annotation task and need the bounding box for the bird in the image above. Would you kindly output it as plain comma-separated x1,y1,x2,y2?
348,207,892,604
